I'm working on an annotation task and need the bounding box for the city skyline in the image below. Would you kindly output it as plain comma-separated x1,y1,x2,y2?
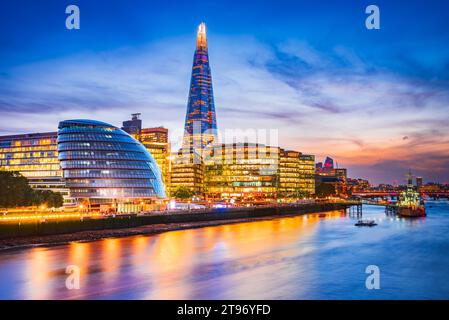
1,1,449,185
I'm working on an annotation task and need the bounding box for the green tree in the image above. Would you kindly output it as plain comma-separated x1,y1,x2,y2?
315,183,336,198
33,190,64,208
173,186,194,200
277,189,308,199
0,171,33,207
0,171,63,208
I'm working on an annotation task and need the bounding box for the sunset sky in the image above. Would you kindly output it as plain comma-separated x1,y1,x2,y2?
1,0,448,184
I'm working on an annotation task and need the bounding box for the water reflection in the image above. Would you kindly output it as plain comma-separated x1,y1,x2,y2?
1,205,449,299
6,211,334,299
25,249,50,299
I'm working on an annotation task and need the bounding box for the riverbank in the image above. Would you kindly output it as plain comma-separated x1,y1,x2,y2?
0,202,352,251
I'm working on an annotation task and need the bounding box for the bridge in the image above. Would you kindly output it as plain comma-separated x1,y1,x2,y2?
352,191,449,198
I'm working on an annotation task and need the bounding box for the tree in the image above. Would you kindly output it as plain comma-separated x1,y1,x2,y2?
0,171,63,208
0,171,33,207
316,183,336,198
277,189,309,200
172,186,194,200
33,190,64,208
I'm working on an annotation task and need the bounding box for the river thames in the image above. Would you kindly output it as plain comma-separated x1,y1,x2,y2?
1,202,448,300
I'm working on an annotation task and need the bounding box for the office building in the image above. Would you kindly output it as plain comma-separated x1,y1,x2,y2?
279,149,301,199
122,113,142,138
0,132,68,197
204,143,279,202
298,154,316,196
139,127,171,194
170,150,204,196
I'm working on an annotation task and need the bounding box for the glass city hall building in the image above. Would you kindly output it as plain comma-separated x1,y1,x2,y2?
57,119,166,211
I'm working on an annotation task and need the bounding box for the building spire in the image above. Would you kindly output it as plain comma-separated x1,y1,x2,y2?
196,22,207,50
183,22,217,153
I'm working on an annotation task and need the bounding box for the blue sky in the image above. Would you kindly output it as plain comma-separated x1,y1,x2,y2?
1,0,449,184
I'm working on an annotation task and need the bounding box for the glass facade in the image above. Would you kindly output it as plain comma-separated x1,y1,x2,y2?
279,149,302,198
171,22,218,196
57,119,166,202
298,154,316,196
0,132,69,196
204,143,279,202
139,127,171,196
183,22,218,152
170,151,204,195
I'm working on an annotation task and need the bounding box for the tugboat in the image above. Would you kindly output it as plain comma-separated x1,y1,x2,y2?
397,171,426,217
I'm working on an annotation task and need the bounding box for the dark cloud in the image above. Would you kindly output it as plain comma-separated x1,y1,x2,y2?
307,102,343,114
221,107,304,125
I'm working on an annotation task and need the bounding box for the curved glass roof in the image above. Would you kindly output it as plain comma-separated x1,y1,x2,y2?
58,119,116,129
57,119,166,200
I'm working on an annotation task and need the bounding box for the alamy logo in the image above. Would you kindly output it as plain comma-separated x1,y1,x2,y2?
65,265,81,290
65,5,80,30
365,5,380,30
365,265,380,290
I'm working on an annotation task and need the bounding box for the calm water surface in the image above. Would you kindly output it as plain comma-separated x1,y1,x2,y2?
1,202,449,299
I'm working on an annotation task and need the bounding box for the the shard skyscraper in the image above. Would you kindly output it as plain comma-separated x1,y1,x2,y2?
182,22,217,153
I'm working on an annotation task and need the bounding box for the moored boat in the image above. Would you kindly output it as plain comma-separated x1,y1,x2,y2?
397,171,426,218
397,206,426,217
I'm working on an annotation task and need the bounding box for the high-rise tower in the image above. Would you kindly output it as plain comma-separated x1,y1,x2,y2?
182,22,217,153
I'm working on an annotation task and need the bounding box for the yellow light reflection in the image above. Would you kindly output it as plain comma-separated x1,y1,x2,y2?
24,248,51,300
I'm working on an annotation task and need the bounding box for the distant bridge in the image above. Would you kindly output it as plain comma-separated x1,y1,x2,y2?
352,191,399,197
352,191,449,198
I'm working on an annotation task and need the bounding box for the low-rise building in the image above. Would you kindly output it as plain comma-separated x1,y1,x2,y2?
0,132,69,198
315,158,348,196
170,150,204,196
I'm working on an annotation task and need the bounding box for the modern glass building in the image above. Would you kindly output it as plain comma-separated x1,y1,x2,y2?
170,151,204,196
182,22,218,153
0,132,69,197
171,22,218,196
122,114,172,196
57,119,166,205
204,143,279,203
298,154,316,196
139,127,171,195
279,149,302,198
169,23,318,202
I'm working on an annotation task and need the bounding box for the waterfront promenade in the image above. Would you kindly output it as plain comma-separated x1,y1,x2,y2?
0,201,356,250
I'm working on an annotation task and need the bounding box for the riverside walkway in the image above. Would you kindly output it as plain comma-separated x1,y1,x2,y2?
0,200,359,240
